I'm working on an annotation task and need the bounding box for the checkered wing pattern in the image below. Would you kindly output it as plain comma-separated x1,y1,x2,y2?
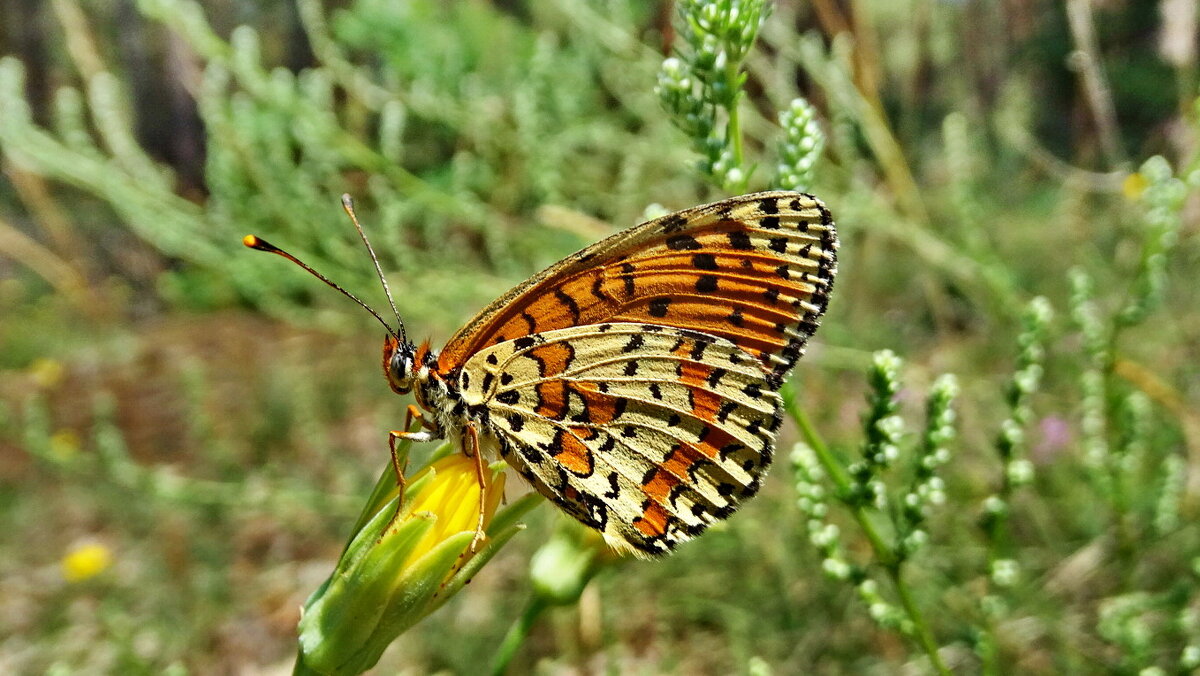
440,192,838,556
457,323,782,554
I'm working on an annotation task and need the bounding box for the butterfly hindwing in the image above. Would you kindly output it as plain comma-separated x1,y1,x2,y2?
457,323,781,556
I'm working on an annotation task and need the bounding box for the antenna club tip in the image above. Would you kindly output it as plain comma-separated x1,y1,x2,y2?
243,235,278,252
341,194,354,209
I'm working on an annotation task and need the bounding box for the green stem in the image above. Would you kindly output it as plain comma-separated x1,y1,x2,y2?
786,395,850,492
292,652,321,676
491,596,548,675
888,565,951,676
785,390,896,568
786,387,940,666
724,62,745,188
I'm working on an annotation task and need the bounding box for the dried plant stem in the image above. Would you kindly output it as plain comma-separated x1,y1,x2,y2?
4,165,92,271
51,0,106,80
0,214,107,321
1065,0,1128,168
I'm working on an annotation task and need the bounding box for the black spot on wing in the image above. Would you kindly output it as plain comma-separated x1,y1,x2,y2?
521,312,537,333
555,288,581,322
660,213,688,232
623,334,645,353
717,401,738,423
591,276,610,302
620,262,636,296
667,234,702,250
728,231,753,250
604,472,621,499
693,252,719,270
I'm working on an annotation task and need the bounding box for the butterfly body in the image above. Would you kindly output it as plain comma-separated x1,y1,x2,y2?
378,191,838,557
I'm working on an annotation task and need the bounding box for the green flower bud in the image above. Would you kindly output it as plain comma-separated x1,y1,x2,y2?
295,451,540,675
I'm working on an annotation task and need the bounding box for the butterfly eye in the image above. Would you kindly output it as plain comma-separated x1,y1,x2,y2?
383,340,416,394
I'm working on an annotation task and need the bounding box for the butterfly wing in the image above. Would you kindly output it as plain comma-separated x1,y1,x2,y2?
437,191,837,387
441,191,837,555
456,323,781,556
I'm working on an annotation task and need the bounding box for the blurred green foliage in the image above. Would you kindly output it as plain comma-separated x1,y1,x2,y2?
0,0,1198,673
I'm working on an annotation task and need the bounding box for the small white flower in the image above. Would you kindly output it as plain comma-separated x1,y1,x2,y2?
1007,459,1035,485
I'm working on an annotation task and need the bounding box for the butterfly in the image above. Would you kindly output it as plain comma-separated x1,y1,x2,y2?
245,191,837,557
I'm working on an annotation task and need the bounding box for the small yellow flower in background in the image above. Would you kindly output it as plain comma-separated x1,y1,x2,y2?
28,358,64,389
49,429,81,462
295,443,543,676
1123,172,1148,201
61,542,113,582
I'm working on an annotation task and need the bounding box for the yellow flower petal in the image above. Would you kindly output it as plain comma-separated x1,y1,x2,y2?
50,429,81,462
1123,172,1148,201
29,358,64,389
401,453,505,566
62,542,113,582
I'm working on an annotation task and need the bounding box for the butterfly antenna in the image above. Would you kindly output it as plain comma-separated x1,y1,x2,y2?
242,234,401,341
341,194,407,343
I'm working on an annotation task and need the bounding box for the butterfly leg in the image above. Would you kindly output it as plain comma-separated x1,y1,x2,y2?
383,405,439,530
463,421,488,552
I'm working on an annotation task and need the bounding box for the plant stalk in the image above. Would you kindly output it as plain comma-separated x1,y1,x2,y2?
491,597,548,675
888,565,951,676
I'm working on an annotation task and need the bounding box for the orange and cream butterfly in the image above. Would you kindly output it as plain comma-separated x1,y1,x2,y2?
245,191,837,557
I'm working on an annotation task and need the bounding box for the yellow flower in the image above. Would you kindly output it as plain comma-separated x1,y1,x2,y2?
28,358,64,389
1123,172,1148,201
296,444,542,676
401,453,506,566
49,429,81,462
61,542,112,582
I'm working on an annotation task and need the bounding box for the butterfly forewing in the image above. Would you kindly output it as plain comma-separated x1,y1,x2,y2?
436,192,837,387
434,191,837,556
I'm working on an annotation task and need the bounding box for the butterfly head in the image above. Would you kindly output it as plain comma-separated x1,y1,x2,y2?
382,336,419,394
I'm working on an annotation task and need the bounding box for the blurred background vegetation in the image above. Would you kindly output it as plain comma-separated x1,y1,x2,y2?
0,0,1197,673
